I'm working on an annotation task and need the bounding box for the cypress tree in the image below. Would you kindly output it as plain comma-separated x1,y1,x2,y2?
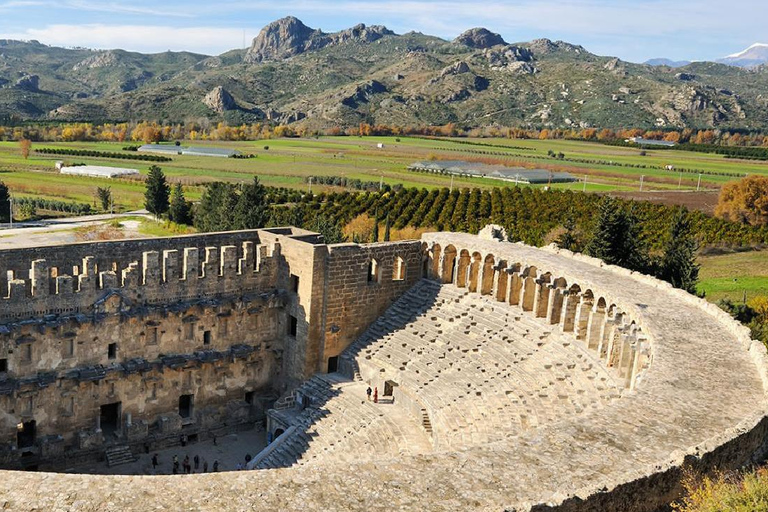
0,181,10,223
168,183,192,225
658,209,700,293
372,212,379,243
384,214,391,241
144,165,170,217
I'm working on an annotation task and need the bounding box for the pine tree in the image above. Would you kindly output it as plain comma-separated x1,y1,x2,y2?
194,182,238,232
144,165,170,217
585,197,648,272
372,212,379,242
658,209,700,293
232,176,268,230
557,213,579,252
384,214,391,241
168,183,192,225
310,215,346,244
0,181,10,223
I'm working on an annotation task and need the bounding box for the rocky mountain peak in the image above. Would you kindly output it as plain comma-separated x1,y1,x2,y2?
526,38,587,56
203,86,237,113
244,17,394,63
73,51,120,71
454,28,507,49
244,16,318,63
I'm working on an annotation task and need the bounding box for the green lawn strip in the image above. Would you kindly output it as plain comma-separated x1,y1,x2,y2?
697,249,768,302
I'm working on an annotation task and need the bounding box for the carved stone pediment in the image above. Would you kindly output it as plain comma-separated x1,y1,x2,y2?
92,290,133,315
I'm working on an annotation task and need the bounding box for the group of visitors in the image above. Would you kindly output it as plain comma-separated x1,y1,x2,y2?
151,453,219,475
151,452,254,474
366,386,395,404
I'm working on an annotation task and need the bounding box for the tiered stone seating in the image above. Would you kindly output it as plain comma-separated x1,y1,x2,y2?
264,279,622,468
342,280,622,450
256,374,430,469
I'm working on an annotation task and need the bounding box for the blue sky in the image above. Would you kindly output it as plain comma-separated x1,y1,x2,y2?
0,0,765,62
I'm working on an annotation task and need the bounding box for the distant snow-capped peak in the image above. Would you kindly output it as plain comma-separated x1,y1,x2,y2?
725,42,768,59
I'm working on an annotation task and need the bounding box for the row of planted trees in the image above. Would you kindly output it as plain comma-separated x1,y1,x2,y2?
2,121,768,147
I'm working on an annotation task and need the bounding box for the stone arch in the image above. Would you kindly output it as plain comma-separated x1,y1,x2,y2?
534,272,553,317
421,243,430,278
575,289,594,340
393,256,406,281
456,250,471,288
587,297,608,350
495,260,509,302
508,263,523,306
468,252,482,293
561,284,581,332
441,245,457,284
521,266,538,312
596,297,607,311
480,254,495,295
546,277,568,325
430,244,442,280
367,258,380,284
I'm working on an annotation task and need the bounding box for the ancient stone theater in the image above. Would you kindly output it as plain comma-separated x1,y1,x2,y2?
0,226,766,511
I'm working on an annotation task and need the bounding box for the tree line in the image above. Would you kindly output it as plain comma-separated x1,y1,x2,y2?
2,121,768,148
36,147,172,162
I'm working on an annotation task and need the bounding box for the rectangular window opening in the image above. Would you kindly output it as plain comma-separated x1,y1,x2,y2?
107,343,117,360
288,315,298,337
290,274,300,293
203,330,212,345
0,358,7,372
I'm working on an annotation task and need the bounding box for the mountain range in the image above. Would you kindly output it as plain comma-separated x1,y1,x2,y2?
646,43,768,69
1,17,768,130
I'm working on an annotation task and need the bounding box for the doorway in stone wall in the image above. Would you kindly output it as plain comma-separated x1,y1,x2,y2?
100,402,121,437
327,356,339,373
179,394,194,419
17,420,35,449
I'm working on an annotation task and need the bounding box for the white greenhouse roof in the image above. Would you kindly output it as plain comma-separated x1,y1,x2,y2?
60,165,140,178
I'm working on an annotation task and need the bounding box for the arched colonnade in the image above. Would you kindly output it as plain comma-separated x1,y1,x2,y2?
424,242,650,390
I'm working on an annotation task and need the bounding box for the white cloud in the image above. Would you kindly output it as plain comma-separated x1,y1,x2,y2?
1,24,244,54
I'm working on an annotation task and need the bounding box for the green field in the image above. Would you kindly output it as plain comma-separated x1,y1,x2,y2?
697,249,768,303
1,136,767,211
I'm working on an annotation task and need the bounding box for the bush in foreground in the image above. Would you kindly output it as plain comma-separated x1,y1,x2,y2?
673,466,768,511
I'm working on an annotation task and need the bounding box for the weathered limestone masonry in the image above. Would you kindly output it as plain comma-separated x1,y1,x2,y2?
0,227,421,471
0,229,766,512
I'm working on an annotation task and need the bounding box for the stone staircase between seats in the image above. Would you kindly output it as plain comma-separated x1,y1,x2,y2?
105,445,135,467
342,279,623,450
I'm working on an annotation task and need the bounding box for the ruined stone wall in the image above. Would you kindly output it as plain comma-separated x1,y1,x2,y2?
320,241,423,373
258,230,327,385
0,229,295,469
0,230,277,321
0,294,285,469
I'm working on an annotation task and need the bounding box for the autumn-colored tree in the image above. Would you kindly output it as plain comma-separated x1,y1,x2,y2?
19,139,31,159
715,175,768,226
343,213,375,242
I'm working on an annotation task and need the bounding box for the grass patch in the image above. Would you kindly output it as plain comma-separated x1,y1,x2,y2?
697,248,768,303
138,219,196,237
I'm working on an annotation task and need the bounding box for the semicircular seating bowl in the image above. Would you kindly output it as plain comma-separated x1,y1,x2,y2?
1,231,766,512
